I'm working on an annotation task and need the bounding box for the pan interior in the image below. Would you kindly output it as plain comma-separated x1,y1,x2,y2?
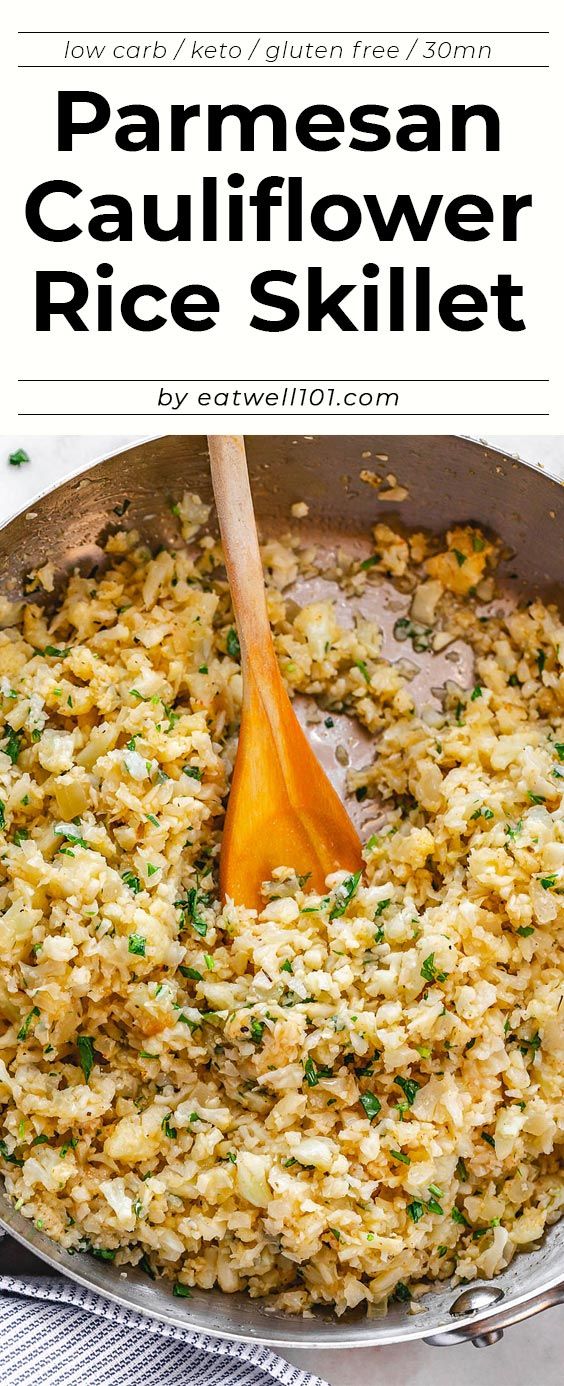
0,433,562,1347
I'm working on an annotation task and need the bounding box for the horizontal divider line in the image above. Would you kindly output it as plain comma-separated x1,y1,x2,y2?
18,31,552,36
19,378,550,384
17,64,551,70
19,412,551,417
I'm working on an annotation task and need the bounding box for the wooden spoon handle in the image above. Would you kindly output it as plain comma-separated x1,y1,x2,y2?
208,436,278,682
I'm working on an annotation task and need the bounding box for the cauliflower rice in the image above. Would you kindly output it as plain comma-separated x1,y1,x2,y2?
0,498,562,1315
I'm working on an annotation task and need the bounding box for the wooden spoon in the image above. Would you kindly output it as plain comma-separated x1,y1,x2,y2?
208,435,363,910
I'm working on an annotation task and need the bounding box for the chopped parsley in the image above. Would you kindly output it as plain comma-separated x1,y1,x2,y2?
175,888,208,937
121,869,142,894
0,1140,23,1167
77,1036,95,1083
360,1092,381,1122
128,934,146,957
470,805,494,822
505,820,522,841
250,1018,265,1045
17,1006,40,1041
226,628,240,658
8,449,30,467
394,1076,420,1107
354,659,370,683
452,1206,470,1226
55,823,88,850
303,1056,332,1087
3,727,22,764
179,965,203,981
393,617,432,652
375,898,391,917
329,870,362,920
420,953,447,985
173,1282,193,1298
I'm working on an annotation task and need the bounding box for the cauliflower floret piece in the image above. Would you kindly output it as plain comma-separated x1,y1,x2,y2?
38,729,75,774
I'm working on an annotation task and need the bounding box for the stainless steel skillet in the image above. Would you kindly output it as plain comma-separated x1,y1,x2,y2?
0,433,562,1349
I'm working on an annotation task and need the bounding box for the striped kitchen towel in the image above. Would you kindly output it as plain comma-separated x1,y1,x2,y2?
0,1275,329,1386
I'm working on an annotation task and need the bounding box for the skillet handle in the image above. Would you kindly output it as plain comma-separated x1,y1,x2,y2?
424,1283,564,1347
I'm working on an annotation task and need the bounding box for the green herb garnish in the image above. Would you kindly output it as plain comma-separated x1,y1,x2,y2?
3,727,22,764
452,1206,470,1226
360,1092,381,1122
394,1076,420,1107
329,870,362,920
420,953,447,985
175,888,208,937
77,1035,95,1083
128,934,146,957
303,1057,332,1087
226,628,240,658
17,1006,40,1041
122,870,142,894
250,1018,265,1045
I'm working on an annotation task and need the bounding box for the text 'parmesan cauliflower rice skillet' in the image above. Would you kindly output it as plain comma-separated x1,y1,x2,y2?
0,492,562,1318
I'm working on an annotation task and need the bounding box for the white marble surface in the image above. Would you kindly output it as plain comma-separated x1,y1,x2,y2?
1,433,562,1386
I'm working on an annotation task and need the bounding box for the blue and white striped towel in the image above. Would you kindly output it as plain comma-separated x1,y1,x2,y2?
0,1274,328,1386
